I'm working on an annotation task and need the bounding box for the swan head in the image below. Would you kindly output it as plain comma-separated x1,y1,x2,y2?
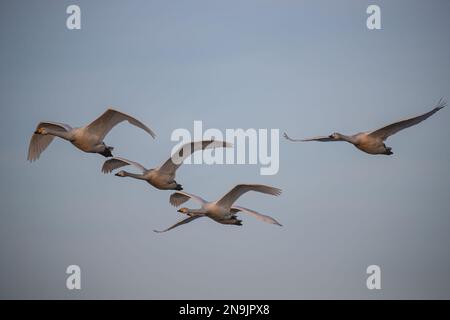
329,132,340,140
177,207,190,214
115,171,126,177
34,127,48,135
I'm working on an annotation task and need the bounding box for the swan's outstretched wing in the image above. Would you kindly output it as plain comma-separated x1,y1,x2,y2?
369,99,446,141
216,184,281,210
284,132,334,142
157,140,232,175
154,216,202,233
27,122,72,162
231,205,282,226
86,108,156,141
101,157,147,173
169,191,207,207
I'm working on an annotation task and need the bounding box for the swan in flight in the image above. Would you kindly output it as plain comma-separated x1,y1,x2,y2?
102,140,232,191
27,108,156,161
154,184,282,233
283,99,446,155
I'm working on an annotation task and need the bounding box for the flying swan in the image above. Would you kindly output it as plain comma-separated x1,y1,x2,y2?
284,99,446,155
101,140,232,190
27,108,156,161
154,184,282,233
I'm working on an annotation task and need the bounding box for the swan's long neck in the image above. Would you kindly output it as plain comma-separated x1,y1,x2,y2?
337,133,356,144
46,129,73,141
188,209,206,215
123,172,147,180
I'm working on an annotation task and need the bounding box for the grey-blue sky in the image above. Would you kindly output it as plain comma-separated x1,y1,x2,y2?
0,0,449,299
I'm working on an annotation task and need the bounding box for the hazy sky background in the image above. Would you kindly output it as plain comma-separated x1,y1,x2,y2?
1,0,449,299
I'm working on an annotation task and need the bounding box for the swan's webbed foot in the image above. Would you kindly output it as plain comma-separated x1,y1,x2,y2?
99,147,114,157
385,147,393,155
174,183,183,191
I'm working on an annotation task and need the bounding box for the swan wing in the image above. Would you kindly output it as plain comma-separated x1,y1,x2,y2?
101,157,147,174
153,216,202,233
27,121,72,162
169,191,207,207
216,184,281,210
231,205,282,226
284,132,334,142
86,108,156,141
369,99,446,141
158,140,232,175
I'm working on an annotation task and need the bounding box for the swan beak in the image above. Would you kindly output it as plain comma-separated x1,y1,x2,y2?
34,129,41,134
